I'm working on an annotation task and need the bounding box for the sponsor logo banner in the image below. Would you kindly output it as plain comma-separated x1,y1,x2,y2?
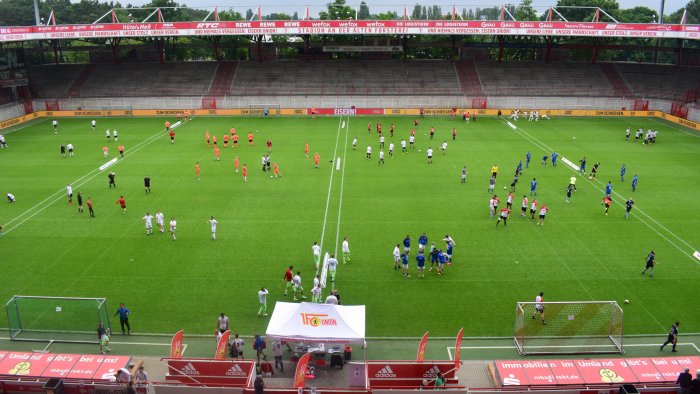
165,359,254,385
367,361,457,381
171,330,184,359
300,313,337,327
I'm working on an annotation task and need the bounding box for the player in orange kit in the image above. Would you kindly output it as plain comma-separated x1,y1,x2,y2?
165,121,171,131
234,156,239,173
304,143,309,158
273,162,281,178
214,146,220,161
223,134,229,147
242,164,248,182
102,146,109,157
248,132,254,145
195,162,200,181
313,153,320,168
212,135,217,146
230,127,235,137
232,133,239,148
205,131,210,147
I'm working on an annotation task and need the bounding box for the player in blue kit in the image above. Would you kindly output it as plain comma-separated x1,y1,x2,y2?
516,160,523,176
605,181,613,196
620,164,626,182
401,253,410,278
551,151,558,167
579,157,587,175
418,233,428,252
530,178,537,196
632,174,638,191
443,235,455,264
429,246,439,272
403,235,411,254
416,251,426,278
525,151,531,168
437,251,447,275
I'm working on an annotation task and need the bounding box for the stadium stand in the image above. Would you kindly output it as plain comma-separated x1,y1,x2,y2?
78,62,217,97
27,64,83,98
615,63,700,101
230,60,462,96
67,64,97,97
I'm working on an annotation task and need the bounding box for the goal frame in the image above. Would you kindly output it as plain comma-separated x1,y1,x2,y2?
6,295,112,344
513,300,624,356
247,104,281,116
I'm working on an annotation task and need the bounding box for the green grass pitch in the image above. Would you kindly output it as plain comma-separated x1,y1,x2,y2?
0,114,698,339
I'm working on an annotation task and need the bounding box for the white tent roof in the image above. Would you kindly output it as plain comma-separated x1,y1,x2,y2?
265,302,365,344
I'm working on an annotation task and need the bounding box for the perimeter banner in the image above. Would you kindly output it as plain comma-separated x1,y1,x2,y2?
416,331,430,362
294,352,311,388
170,330,184,359
215,330,230,359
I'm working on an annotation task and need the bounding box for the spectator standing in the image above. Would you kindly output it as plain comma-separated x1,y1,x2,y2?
217,313,230,334
677,368,693,394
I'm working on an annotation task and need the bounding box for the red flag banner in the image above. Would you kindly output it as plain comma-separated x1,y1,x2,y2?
215,330,230,360
171,330,184,359
454,328,464,370
294,352,312,388
416,331,430,362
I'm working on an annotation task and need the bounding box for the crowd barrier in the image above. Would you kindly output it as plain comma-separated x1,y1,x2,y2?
0,108,698,132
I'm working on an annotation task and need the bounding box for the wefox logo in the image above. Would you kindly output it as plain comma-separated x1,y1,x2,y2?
375,366,396,378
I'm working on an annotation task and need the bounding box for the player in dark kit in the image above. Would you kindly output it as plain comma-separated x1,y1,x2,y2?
660,321,679,352
144,176,151,194
108,172,116,188
641,250,656,277
625,198,634,219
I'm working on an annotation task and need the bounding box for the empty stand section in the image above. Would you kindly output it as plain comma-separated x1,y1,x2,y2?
615,63,700,101
79,62,217,97
27,64,83,98
599,63,632,97
67,63,96,97
454,60,484,96
230,60,462,96
475,62,614,97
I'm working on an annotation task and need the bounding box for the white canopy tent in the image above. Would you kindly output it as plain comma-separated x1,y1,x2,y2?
265,302,365,345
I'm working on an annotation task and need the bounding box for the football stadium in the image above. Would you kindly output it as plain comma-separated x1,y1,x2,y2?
0,0,699,392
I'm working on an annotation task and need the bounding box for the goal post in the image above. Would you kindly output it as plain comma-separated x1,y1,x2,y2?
247,104,281,116
513,301,623,356
6,295,112,344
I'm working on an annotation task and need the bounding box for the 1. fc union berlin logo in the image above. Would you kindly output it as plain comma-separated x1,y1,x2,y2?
300,313,337,327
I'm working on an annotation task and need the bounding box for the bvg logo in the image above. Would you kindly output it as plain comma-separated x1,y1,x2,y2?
301,313,337,327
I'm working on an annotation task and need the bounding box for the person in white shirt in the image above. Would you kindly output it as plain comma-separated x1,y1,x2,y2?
401,139,407,153
327,254,338,282
352,137,357,150
292,271,306,301
91,119,96,131
52,120,58,133
66,184,73,205
378,150,384,165
66,143,74,157
134,366,149,384
366,145,372,159
409,135,415,148
217,313,229,333
313,274,320,289
426,147,433,164
143,212,154,235
258,287,269,316
311,285,322,303
312,241,321,269
441,141,447,154
379,135,385,149
342,237,350,264
393,244,401,270
113,129,118,142
208,216,218,240
325,292,338,305
533,292,546,324
115,368,131,383
231,334,244,360
105,129,111,142
7,193,15,203
0,134,6,148
388,142,395,157
155,211,164,233
169,217,177,240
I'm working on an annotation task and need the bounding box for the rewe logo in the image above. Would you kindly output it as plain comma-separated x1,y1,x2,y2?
180,363,199,375
225,364,247,376
422,366,441,378
375,366,397,378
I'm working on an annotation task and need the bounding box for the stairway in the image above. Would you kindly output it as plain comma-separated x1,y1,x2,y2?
67,64,96,97
207,61,238,96
600,63,632,97
453,60,484,96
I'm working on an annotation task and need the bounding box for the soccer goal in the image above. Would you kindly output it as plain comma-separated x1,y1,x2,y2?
6,295,112,343
247,104,281,116
513,301,623,355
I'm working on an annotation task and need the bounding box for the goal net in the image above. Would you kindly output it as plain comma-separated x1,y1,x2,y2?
6,295,112,343
513,301,623,355
247,104,280,116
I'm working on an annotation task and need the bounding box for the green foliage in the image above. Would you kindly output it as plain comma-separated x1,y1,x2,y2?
358,1,370,19
516,0,538,21
618,6,657,23
556,0,620,21
319,0,354,20
667,0,699,24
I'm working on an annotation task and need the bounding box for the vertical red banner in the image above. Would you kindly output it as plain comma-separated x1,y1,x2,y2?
215,330,230,360
454,328,464,370
294,353,311,388
416,331,430,362
171,330,184,359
